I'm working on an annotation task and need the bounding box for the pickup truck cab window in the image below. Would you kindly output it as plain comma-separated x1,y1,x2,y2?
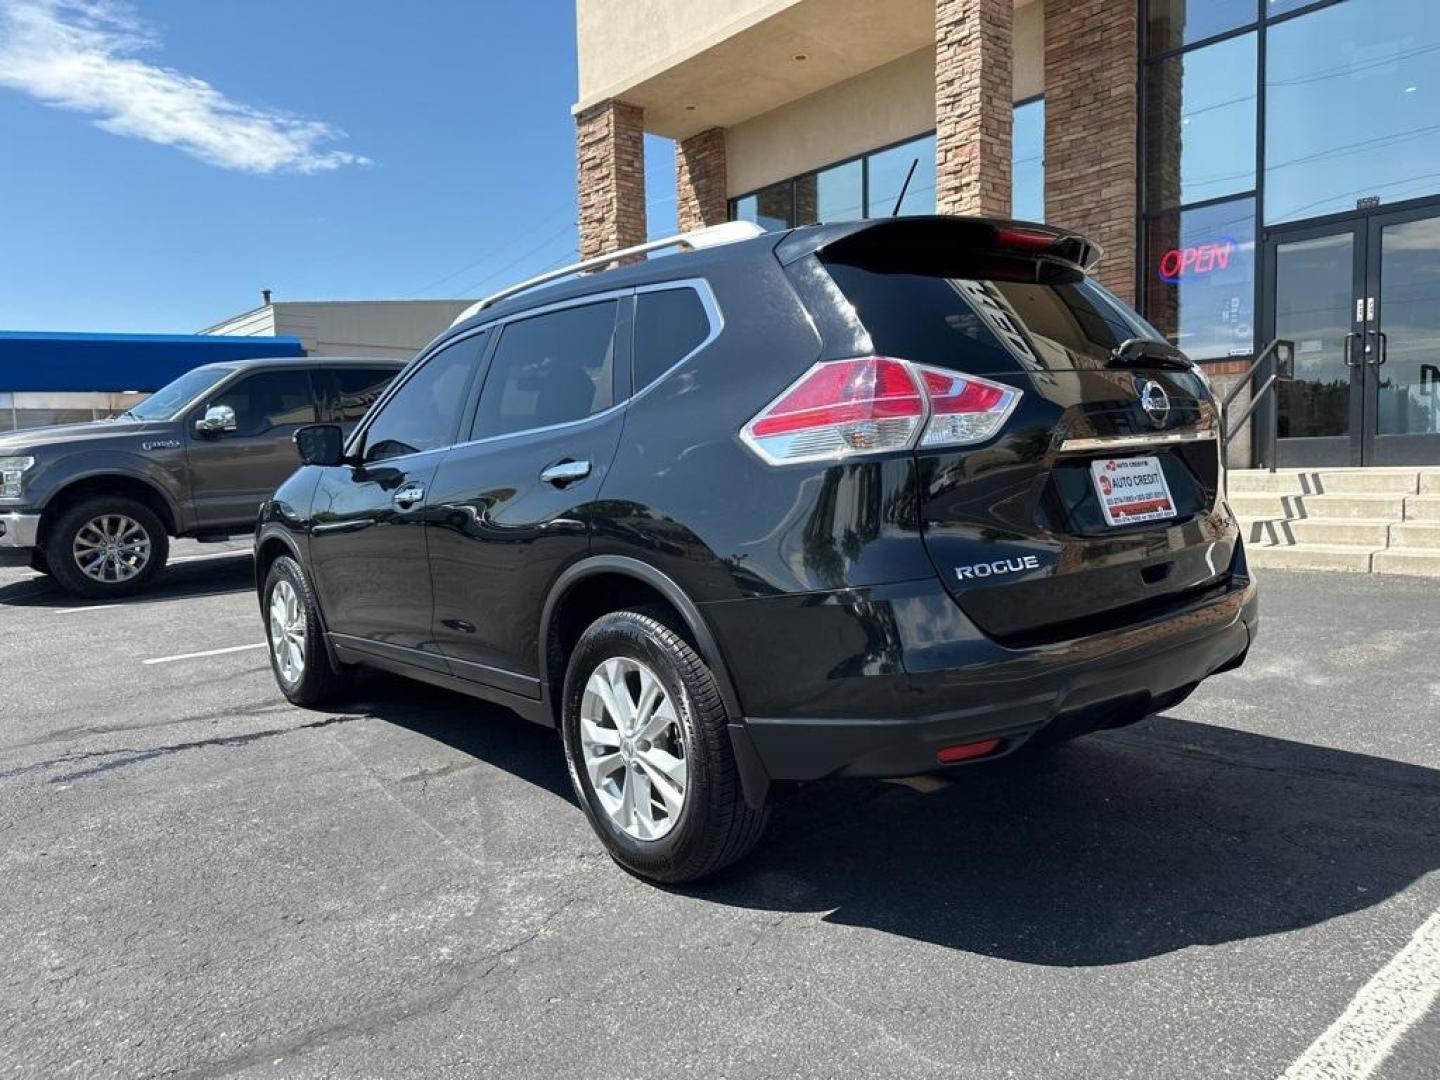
127,366,233,421
200,369,317,437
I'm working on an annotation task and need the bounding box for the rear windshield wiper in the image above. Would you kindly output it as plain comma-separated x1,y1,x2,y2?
1107,337,1196,373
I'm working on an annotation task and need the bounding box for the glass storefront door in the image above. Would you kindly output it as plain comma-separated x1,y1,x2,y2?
1264,205,1440,466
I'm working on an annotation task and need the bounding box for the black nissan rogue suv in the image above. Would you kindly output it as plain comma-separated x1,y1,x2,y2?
255,216,1257,883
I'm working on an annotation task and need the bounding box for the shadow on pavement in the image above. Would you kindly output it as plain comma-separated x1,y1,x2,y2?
315,680,1440,966
0,551,254,608
686,714,1440,965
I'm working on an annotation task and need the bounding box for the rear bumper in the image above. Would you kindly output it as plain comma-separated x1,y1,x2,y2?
704,544,1257,784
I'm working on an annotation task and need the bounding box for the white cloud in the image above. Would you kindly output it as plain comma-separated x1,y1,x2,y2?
0,0,369,173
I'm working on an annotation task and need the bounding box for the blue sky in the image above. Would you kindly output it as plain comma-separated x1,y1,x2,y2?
0,0,677,333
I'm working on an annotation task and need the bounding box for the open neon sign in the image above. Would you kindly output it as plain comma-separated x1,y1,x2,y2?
1158,238,1237,283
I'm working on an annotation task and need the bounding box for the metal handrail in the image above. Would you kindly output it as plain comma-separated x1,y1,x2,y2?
448,221,767,328
1222,337,1294,473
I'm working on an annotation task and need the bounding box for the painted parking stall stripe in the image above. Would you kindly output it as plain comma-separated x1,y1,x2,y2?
1279,911,1440,1080
143,642,266,666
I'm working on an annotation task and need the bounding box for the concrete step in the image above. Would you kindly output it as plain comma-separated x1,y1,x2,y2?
1390,521,1440,549
1228,492,1408,520
1372,549,1440,577
1238,516,1392,547
1405,495,1440,521
1247,543,1375,573
1422,470,1440,495
1227,468,1422,494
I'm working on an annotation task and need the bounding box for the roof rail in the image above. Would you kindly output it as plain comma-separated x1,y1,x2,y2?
448,220,766,327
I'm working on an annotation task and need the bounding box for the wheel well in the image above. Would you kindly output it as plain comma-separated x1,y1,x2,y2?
254,537,294,593
39,476,177,547
545,572,695,718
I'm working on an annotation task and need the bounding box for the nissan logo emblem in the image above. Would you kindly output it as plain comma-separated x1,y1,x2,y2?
1136,378,1171,428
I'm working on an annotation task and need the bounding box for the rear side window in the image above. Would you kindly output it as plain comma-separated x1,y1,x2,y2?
633,288,711,392
363,335,484,462
322,367,399,422
824,262,1160,374
201,369,316,437
471,301,617,439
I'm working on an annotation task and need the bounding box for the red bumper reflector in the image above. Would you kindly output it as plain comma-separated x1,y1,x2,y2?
936,738,1003,764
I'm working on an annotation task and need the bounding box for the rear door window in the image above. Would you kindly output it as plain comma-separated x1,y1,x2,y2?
471,301,618,439
319,367,400,422
633,288,711,392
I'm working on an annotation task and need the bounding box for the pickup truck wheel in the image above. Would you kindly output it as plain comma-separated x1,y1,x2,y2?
47,497,168,599
561,609,769,884
263,555,352,707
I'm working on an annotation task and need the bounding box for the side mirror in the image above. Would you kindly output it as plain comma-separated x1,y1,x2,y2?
195,404,237,437
294,424,347,467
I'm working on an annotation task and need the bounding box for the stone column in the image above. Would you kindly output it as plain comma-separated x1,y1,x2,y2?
1044,0,1140,303
935,0,1013,217
676,127,728,232
576,99,647,260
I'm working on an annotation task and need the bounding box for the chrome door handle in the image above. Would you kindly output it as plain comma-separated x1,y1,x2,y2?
539,459,591,487
1343,330,1361,367
393,482,425,507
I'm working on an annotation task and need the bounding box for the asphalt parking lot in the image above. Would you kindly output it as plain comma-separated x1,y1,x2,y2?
1,547,1437,1080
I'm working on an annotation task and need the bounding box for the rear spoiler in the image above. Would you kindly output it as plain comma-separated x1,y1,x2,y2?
773,215,1103,279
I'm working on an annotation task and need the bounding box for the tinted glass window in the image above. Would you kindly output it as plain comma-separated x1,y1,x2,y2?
363,335,483,462
633,289,711,391
322,367,399,422
1146,0,1256,54
826,262,1159,374
1144,196,1257,360
733,182,792,231
1265,0,1440,223
1144,32,1257,210
472,302,617,439
202,370,316,437
1012,98,1045,222
869,135,936,217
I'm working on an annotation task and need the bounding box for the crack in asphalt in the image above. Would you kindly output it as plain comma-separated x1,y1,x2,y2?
0,699,292,754
0,714,367,785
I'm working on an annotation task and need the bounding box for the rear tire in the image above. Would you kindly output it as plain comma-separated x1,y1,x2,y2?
561,608,769,884
47,496,168,599
28,549,51,576
263,555,352,706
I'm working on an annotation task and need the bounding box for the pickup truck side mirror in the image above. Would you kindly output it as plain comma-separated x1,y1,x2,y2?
195,404,237,437
294,424,347,467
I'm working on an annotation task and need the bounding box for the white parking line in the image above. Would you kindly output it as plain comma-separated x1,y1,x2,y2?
1279,911,1440,1080
54,603,118,616
142,642,267,666
169,551,250,564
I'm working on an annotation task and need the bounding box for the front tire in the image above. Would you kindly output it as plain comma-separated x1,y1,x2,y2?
263,555,352,706
47,496,168,598
561,609,768,884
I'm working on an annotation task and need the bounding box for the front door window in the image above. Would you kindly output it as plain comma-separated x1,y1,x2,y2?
1273,231,1357,447
1374,216,1440,448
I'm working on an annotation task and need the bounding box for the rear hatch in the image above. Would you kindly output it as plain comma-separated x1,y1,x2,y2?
806,217,1233,646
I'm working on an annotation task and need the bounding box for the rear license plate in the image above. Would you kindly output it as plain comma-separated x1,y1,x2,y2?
1090,456,1178,527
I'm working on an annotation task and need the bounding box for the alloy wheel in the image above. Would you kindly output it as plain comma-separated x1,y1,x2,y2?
268,579,307,684
71,514,151,584
579,657,688,841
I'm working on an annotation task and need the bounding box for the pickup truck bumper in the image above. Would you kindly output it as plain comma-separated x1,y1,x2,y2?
0,512,41,565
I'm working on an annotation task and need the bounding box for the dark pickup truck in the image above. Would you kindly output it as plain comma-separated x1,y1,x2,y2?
0,356,403,597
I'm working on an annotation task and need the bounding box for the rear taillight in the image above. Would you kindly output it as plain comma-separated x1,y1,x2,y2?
740,357,1021,465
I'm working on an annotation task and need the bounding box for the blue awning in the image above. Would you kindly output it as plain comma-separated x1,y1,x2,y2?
0,331,306,392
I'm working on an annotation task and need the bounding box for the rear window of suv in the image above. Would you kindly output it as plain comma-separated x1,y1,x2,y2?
823,261,1164,375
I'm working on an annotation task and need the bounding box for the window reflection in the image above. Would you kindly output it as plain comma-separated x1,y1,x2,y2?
1145,32,1258,210
1012,98,1044,222
1147,0,1256,54
1144,197,1257,360
868,135,936,217
1265,0,1440,223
